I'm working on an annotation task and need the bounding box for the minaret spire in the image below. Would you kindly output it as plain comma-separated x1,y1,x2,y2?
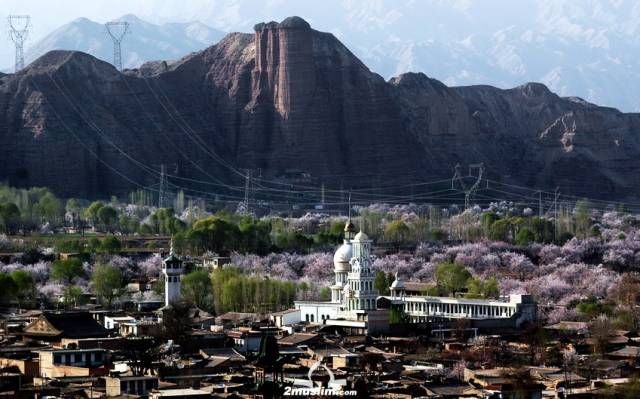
344,191,356,241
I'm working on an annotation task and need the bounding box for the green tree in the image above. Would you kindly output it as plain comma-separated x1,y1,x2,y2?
51,258,84,284
11,270,35,309
481,212,500,236
65,198,83,230
531,217,554,243
62,285,85,309
99,235,122,254
91,265,124,308
149,208,186,235
84,201,104,227
55,239,85,254
0,273,17,305
33,192,64,225
384,220,410,250
181,269,214,310
188,216,240,254
466,276,499,299
575,199,592,239
97,206,118,232
319,287,331,301
489,217,523,243
515,227,535,246
434,261,471,297
389,307,409,324
0,202,21,234
161,302,192,344
238,217,272,255
374,271,391,295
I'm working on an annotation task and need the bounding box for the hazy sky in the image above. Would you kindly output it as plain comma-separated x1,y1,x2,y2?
0,0,540,65
2,0,639,110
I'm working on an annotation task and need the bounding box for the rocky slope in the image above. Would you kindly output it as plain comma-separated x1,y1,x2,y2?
0,16,639,201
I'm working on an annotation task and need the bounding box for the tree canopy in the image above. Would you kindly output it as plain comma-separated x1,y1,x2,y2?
434,261,472,297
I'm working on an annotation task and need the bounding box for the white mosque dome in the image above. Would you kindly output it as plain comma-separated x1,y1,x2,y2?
333,242,352,271
353,231,369,241
391,273,405,289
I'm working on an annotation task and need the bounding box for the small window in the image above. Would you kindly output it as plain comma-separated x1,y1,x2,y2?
53,354,62,364
95,352,103,362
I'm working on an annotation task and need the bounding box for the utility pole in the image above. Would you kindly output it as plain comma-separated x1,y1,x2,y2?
8,15,30,72
551,188,560,241
158,164,168,209
321,183,325,208
534,190,543,217
339,181,344,216
105,21,130,71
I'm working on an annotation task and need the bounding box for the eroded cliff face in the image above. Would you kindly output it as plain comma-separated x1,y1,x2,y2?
0,17,639,201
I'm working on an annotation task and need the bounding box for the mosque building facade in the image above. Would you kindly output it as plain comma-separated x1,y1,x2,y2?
294,219,537,335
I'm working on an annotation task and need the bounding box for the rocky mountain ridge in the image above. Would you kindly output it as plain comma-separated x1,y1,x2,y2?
1,17,639,202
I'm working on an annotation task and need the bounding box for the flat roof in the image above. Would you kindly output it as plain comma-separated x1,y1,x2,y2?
381,295,517,306
151,388,210,396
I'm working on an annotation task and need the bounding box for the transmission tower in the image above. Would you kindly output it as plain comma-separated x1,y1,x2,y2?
465,163,484,210
105,21,130,71
8,15,30,72
451,163,466,191
451,163,484,210
239,169,258,215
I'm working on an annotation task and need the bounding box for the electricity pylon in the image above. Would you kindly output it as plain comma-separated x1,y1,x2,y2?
105,21,130,71
8,15,30,72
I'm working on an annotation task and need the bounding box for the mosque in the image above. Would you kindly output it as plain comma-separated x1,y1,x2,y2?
294,219,537,335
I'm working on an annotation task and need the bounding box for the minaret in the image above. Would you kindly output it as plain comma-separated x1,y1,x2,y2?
331,194,356,305
162,239,183,307
346,229,378,312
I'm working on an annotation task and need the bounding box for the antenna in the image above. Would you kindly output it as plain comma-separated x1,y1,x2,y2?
8,15,30,72
105,21,130,71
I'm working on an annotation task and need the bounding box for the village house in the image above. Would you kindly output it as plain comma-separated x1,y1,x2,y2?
36,348,109,378
104,375,159,397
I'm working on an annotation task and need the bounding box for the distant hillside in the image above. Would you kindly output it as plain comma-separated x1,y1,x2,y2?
23,14,225,69
0,17,639,202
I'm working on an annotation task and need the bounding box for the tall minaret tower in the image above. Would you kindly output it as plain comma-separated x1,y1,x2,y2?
346,229,378,312
331,194,356,305
162,239,183,307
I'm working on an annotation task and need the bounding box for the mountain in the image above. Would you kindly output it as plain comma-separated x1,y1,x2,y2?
23,14,225,69
336,0,640,113
0,17,639,202
130,0,640,112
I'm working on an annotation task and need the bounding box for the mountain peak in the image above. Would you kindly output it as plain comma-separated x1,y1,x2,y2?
254,16,311,32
